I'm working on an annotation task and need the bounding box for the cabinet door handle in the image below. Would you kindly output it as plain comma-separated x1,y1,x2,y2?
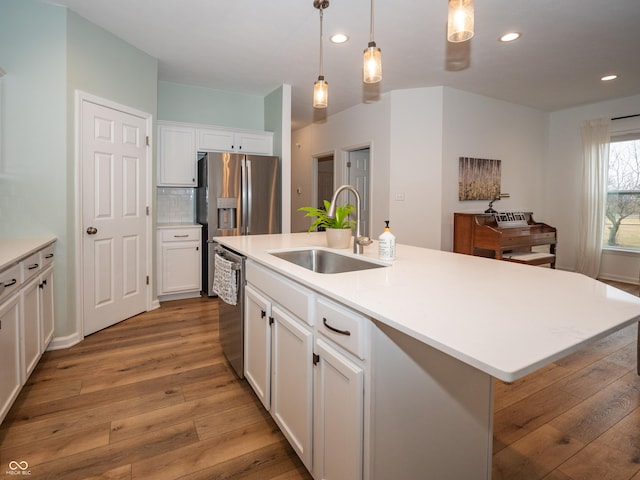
173,234,189,238
45,253,54,259
261,310,266,318
322,317,351,336
28,264,39,270
1,279,17,288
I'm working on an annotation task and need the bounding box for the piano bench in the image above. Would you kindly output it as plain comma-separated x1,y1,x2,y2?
501,251,556,269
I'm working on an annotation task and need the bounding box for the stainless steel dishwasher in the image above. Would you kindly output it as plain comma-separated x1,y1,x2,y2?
212,242,246,378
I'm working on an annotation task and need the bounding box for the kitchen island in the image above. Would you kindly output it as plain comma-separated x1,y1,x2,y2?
215,232,640,480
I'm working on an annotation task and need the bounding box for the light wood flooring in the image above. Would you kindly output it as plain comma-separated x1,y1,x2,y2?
0,279,639,479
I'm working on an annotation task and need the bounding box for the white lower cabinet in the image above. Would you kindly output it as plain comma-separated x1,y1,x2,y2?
0,239,56,425
157,226,202,300
0,294,21,424
21,277,41,380
40,266,55,350
272,304,314,470
244,260,366,479
244,284,272,409
244,281,314,471
313,337,364,480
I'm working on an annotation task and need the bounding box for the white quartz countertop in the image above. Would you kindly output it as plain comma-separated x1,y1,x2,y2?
214,232,640,382
0,236,57,271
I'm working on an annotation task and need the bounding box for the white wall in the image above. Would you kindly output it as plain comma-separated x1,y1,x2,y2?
547,93,640,278
389,87,444,249
291,96,391,235
441,88,549,252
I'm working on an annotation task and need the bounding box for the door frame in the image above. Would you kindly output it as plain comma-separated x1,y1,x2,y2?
74,90,153,341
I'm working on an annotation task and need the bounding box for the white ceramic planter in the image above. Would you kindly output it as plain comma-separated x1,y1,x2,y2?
326,228,353,249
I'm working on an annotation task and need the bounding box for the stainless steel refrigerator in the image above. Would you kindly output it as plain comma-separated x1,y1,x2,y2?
197,152,281,296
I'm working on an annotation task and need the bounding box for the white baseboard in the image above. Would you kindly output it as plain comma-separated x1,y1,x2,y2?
47,332,83,351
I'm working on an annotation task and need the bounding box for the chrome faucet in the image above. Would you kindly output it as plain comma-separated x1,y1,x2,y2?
327,185,372,254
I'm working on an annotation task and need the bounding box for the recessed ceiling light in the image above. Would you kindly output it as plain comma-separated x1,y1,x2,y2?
499,32,521,42
330,33,349,44
601,74,618,81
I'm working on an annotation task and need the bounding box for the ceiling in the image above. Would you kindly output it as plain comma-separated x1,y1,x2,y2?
48,0,640,130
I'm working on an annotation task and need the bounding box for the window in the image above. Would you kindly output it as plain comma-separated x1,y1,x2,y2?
603,130,640,249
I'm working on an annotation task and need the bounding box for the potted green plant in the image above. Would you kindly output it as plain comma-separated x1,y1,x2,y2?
298,200,356,248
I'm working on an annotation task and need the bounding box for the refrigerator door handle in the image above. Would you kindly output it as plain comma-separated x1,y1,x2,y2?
244,158,252,234
240,160,246,234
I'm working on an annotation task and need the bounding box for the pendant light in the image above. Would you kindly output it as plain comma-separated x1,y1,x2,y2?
447,0,474,43
363,0,382,83
313,0,329,109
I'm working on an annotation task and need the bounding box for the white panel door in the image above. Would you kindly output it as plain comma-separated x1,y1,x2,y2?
314,337,364,480
244,284,272,409
82,100,148,335
271,305,314,470
347,149,370,237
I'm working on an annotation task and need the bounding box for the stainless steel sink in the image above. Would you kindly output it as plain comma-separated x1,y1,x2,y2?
269,248,388,274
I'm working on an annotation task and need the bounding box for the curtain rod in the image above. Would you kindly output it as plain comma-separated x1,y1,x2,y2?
612,114,640,121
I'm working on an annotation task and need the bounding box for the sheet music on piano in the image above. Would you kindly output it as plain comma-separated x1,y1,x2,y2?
494,211,528,228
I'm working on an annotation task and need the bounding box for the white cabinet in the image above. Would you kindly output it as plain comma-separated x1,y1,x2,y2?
157,225,202,300
244,284,272,409
40,266,55,350
157,122,197,186
244,261,314,471
272,304,314,470
0,294,21,424
0,239,56,425
198,127,273,155
314,337,364,480
21,277,40,380
313,297,366,480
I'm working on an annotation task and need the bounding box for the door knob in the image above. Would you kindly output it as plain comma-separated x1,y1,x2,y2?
86,226,98,235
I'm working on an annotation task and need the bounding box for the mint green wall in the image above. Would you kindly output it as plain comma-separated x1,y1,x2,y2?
0,1,69,335
0,0,67,238
67,12,158,116
0,0,159,340
158,81,264,130
265,87,284,157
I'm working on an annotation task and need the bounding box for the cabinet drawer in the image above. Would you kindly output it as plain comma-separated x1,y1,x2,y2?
316,297,366,359
159,228,201,242
246,261,314,326
21,252,42,284
0,264,21,303
41,244,55,268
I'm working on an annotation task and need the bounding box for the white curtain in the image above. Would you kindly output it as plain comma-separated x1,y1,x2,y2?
576,118,611,278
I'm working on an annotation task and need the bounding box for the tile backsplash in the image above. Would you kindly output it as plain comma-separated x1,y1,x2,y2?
157,187,196,224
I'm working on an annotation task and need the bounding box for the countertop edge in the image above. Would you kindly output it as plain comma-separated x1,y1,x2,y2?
0,236,58,271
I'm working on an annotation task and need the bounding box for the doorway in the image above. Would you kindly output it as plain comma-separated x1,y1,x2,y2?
316,154,334,208
77,92,152,336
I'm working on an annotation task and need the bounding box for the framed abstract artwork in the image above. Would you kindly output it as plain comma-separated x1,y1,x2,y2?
458,157,501,201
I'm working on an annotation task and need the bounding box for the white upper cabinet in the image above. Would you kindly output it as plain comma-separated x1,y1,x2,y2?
157,122,197,187
197,127,273,155
157,121,274,187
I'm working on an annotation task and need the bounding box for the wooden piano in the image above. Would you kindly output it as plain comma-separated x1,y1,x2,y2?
453,212,557,268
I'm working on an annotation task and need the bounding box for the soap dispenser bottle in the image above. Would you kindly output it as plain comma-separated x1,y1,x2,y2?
378,220,396,260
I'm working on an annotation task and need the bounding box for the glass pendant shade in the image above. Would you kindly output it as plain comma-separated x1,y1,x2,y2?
447,0,474,43
313,76,328,108
363,42,382,83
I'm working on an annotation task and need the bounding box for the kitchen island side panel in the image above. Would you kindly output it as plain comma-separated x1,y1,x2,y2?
370,320,493,480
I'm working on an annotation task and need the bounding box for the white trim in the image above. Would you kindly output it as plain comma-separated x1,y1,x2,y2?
74,90,153,342
47,332,83,351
